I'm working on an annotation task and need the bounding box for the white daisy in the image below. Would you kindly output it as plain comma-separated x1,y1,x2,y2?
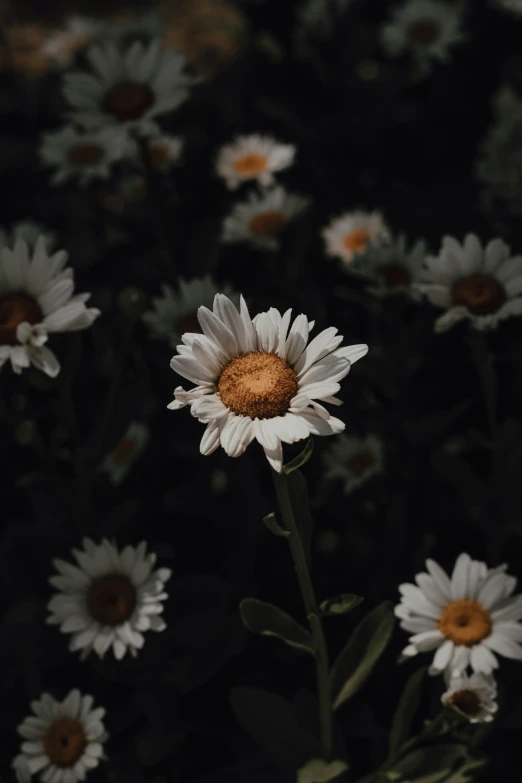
0,221,55,251
168,293,368,473
63,39,195,136
396,552,522,677
47,538,171,660
222,186,310,251
493,0,522,14
43,17,100,68
441,671,498,723
381,0,464,73
40,126,129,187
13,689,107,783
362,235,427,298
323,434,383,493
216,134,296,190
143,276,237,348
415,233,522,332
13,758,31,783
146,134,184,171
322,210,391,267
100,421,149,484
0,238,100,378
297,758,349,783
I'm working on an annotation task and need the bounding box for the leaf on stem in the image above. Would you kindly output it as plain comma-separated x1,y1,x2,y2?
320,594,364,617
388,665,427,758
240,598,314,654
263,511,290,538
387,744,486,783
284,437,314,475
287,468,314,565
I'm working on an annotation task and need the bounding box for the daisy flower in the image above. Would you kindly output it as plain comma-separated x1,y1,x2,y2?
168,293,368,473
13,758,31,783
43,17,99,68
146,134,184,171
40,126,129,187
216,134,296,190
381,0,464,73
494,0,522,14
322,210,391,267
362,235,427,298
143,276,237,347
441,671,498,723
47,538,171,660
415,233,522,332
100,421,149,484
323,434,383,494
63,39,195,136
13,689,107,783
0,239,100,378
0,221,55,251
396,552,522,677
222,186,310,251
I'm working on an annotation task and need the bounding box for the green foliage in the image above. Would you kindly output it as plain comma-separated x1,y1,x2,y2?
263,511,291,538
388,666,427,757
284,436,315,474
320,594,364,617
239,598,314,654
286,468,314,565
384,744,486,783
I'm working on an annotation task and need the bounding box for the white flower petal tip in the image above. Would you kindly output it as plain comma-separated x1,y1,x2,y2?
297,758,349,783
442,671,498,723
216,134,296,189
322,210,391,266
99,422,149,485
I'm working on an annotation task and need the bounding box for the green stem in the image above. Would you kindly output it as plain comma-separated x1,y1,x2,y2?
272,468,333,760
466,332,498,446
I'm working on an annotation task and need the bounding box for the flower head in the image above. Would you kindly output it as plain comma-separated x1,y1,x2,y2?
442,671,498,723
0,221,55,251
100,422,149,484
362,235,427,298
323,434,383,493
322,210,391,267
47,538,171,660
216,134,296,190
40,126,129,186
0,239,100,377
146,134,184,170
13,689,107,783
222,186,310,250
396,553,522,677
43,17,99,68
168,293,368,472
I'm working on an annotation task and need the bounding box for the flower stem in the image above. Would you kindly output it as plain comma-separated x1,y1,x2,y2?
466,331,498,446
271,468,333,760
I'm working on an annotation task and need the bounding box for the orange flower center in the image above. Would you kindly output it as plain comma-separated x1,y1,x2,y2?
103,81,154,121
346,450,377,476
0,293,43,345
233,153,268,177
448,689,482,718
248,210,286,237
409,20,440,45
218,351,298,418
68,143,104,166
175,311,202,335
377,264,411,288
451,274,505,315
43,718,86,766
110,437,138,465
343,229,371,254
438,600,492,646
87,574,137,626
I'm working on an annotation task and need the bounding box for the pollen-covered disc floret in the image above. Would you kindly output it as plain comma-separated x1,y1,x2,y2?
415,233,522,332
0,238,100,377
323,434,383,494
47,538,171,660
441,671,498,723
13,689,107,783
222,186,310,250
216,134,296,190
168,293,368,473
396,553,522,677
40,125,129,186
322,210,391,267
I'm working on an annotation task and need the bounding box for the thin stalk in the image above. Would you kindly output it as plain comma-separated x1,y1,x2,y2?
466,331,498,446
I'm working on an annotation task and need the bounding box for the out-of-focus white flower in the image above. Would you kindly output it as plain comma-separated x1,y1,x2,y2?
222,186,310,250
0,221,55,251
43,17,100,68
297,758,349,783
323,434,383,493
442,671,498,723
322,210,391,267
40,125,129,186
146,134,184,170
216,134,296,190
100,422,149,484
362,235,427,297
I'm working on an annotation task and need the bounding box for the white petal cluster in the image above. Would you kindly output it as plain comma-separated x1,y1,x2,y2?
361,235,427,298
222,186,310,250
43,17,100,69
40,125,129,186
216,134,296,190
0,221,55,251
442,671,498,723
322,210,391,267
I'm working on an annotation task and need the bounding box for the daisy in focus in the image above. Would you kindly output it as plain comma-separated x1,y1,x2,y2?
0,221,55,251
41,126,129,186
322,210,391,267
396,553,522,677
13,689,107,783
168,293,368,472
222,186,310,251
43,17,99,69
0,239,100,377
63,40,195,136
441,671,498,723
216,135,296,190
415,233,522,332
323,434,383,494
47,538,171,660
363,235,427,298
146,134,184,171
100,422,149,484
381,0,464,74
143,276,237,347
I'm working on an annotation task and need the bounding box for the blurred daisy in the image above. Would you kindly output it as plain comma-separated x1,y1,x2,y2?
0,221,55,251
494,0,522,14
396,552,522,677
43,17,99,68
40,126,128,186
12,758,31,783
13,689,107,783
0,239,100,377
222,186,310,250
143,276,237,347
294,0,352,60
323,434,383,493
146,135,184,171
216,135,296,190
442,671,498,723
415,233,522,332
63,40,195,136
168,293,368,472
100,422,149,484
322,210,391,267
381,0,464,73
47,538,171,660
363,235,427,297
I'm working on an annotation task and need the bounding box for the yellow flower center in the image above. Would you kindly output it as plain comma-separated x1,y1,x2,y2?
248,210,286,237
409,20,440,45
43,718,86,767
346,450,376,476
68,143,104,166
103,81,155,121
448,688,482,718
377,264,411,289
175,311,202,335
438,600,492,646
232,153,269,176
0,293,42,345
451,274,505,315
87,574,137,626
110,437,138,465
343,229,371,254
218,351,298,418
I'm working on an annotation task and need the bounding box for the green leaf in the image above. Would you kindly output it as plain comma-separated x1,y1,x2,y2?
229,686,323,769
284,437,315,474
240,598,314,654
287,469,314,565
388,666,427,758
387,744,486,783
320,594,363,617
331,602,395,710
263,512,290,538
